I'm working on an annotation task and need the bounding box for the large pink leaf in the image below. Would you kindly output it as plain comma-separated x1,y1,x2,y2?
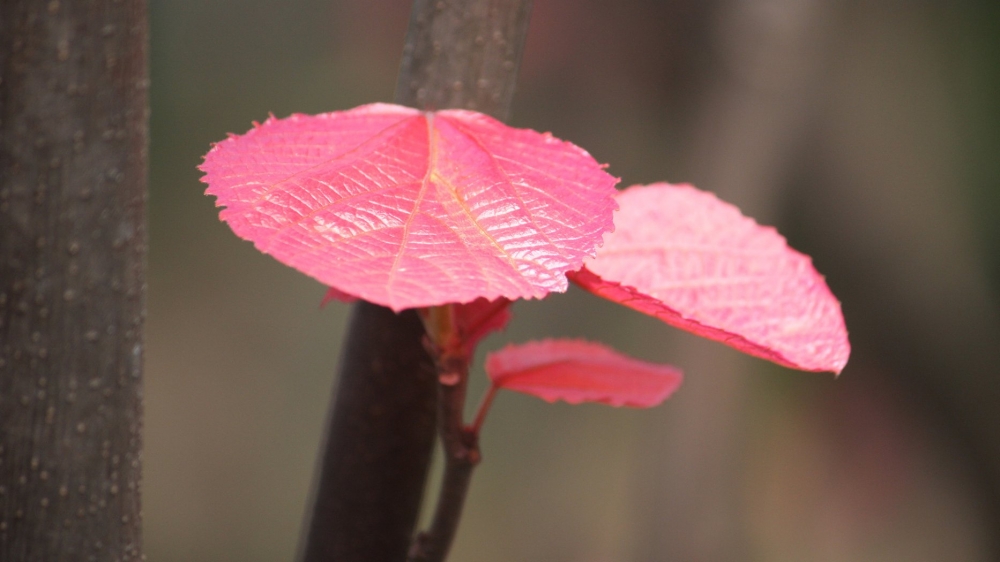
486,339,683,407
568,183,850,374
201,103,618,311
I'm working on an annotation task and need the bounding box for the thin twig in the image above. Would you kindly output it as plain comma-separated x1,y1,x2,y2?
409,312,481,562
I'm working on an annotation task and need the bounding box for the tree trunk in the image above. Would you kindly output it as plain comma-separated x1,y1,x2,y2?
297,2,532,562
0,1,148,560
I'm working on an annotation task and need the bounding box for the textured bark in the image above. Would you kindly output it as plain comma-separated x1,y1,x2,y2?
297,2,533,562
395,0,534,121
0,1,148,561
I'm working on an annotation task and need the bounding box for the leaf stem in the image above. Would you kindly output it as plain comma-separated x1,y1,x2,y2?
470,384,499,436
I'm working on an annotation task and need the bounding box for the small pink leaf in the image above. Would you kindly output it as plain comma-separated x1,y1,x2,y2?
320,286,358,307
201,103,618,311
454,298,512,349
569,183,850,373
486,339,683,408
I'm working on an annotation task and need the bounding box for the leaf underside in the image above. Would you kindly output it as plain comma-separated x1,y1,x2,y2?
569,183,850,374
201,103,618,311
486,339,683,408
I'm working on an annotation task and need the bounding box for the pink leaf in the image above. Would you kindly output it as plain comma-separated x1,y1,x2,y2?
320,286,358,307
201,103,618,311
568,183,850,374
486,339,683,408
454,298,512,349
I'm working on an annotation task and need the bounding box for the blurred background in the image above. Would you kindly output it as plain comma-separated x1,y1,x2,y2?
146,0,1000,560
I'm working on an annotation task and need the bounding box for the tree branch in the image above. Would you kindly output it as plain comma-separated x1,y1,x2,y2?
0,1,148,559
297,303,438,562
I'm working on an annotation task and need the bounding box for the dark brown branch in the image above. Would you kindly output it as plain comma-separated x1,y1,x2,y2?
395,0,534,122
297,303,437,562
298,2,533,562
0,1,148,560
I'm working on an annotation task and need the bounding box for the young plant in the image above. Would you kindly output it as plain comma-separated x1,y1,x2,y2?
200,102,849,561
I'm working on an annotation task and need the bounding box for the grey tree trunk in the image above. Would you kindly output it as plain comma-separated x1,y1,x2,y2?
0,1,148,560
297,2,532,562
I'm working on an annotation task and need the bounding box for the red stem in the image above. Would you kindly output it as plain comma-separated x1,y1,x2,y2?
470,384,499,436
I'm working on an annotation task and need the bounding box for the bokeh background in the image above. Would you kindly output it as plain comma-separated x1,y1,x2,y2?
146,0,1000,560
